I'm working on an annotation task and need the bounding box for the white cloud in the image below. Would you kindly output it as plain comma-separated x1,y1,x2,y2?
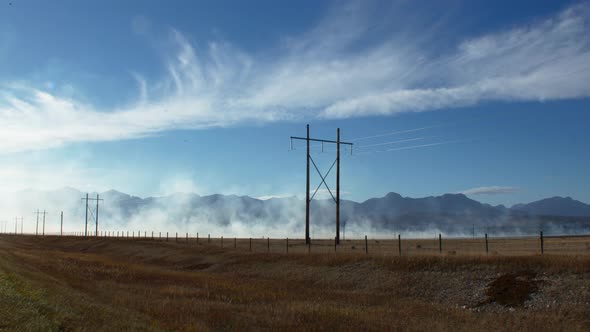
321,3,590,118
460,186,520,196
1,3,589,153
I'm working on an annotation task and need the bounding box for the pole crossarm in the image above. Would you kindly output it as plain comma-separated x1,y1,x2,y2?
81,198,104,202
290,136,353,146
309,156,337,203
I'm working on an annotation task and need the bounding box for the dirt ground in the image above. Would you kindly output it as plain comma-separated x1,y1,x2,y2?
0,235,589,331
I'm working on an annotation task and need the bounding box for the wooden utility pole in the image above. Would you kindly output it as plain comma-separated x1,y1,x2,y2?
336,128,340,244
81,193,103,237
84,193,88,236
95,194,100,236
290,125,353,245
42,210,46,236
35,210,41,235
306,124,310,244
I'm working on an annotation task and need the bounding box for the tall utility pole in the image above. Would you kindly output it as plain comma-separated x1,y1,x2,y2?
84,193,88,236
306,125,310,243
95,194,100,236
81,193,103,237
35,210,41,235
42,210,46,236
290,125,353,244
336,128,340,244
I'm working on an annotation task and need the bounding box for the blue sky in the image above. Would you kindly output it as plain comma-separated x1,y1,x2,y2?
1,0,589,206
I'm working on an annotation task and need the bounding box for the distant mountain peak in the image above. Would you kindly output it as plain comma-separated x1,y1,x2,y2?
103,189,125,195
511,196,590,217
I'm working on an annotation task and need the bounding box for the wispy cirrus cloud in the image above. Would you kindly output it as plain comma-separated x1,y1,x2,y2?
321,3,590,118
460,186,520,196
1,2,589,153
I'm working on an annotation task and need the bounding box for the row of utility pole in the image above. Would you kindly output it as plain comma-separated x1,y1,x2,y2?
1,192,99,236
0,217,24,234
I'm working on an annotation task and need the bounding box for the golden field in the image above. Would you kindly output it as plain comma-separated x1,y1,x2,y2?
1,235,589,331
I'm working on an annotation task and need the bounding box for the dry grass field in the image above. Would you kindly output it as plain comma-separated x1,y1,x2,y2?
1,235,589,331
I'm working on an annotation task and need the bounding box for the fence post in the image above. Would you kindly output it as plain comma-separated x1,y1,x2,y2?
249,237,252,252
365,235,368,254
208,234,210,244
485,233,489,255
540,231,544,255
152,231,154,240
166,232,169,242
439,233,442,254
197,232,199,244
221,236,224,248
176,232,178,242
267,237,270,252
286,238,288,253
127,231,129,238
234,237,236,249
398,234,401,256
186,232,188,242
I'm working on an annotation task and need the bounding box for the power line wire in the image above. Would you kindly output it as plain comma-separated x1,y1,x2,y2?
347,126,438,142
356,137,431,149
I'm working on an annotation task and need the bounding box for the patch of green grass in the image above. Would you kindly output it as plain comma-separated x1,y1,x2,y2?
0,267,57,331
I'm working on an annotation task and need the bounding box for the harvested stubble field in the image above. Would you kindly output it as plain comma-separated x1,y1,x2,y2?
0,235,589,331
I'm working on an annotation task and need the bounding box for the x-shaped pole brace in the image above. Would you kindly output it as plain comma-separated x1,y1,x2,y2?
309,155,337,203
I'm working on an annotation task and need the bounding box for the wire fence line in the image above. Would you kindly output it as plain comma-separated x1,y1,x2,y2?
2,229,589,256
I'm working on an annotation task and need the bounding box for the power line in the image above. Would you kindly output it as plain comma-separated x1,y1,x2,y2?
356,137,431,149
347,126,437,142
355,139,468,155
383,139,466,152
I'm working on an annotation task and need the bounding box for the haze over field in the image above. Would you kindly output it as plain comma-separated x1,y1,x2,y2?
2,188,589,238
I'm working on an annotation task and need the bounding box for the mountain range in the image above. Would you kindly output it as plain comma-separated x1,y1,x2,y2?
3,188,590,236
